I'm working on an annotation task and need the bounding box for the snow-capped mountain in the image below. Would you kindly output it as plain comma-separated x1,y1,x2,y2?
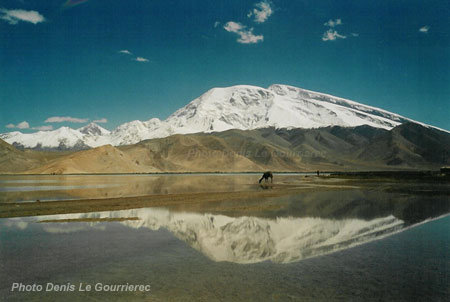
0,84,439,149
0,127,87,149
77,123,111,148
0,124,110,150
108,118,173,146
78,122,110,136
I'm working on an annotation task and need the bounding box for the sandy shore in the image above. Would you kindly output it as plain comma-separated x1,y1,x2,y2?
0,183,321,218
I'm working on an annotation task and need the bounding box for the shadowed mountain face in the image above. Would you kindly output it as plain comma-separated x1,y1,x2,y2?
357,123,450,167
1,123,449,174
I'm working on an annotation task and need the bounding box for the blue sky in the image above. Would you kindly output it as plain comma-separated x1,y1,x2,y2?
1,0,449,132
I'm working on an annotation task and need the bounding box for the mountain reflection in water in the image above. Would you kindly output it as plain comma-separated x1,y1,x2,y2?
20,208,407,264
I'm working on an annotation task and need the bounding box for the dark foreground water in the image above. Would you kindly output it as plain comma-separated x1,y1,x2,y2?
0,175,449,301
1,211,449,301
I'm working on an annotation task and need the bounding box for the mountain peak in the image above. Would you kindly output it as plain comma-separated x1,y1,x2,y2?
166,85,275,134
78,123,110,136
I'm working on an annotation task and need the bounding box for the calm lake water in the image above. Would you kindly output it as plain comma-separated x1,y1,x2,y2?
0,174,301,203
0,174,449,301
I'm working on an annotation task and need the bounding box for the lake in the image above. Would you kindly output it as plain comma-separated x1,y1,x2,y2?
0,174,449,301
0,174,299,203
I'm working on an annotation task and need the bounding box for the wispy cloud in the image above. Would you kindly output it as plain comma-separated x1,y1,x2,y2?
224,21,263,44
5,121,53,131
6,121,29,129
93,118,108,123
322,18,347,41
32,125,53,131
322,29,346,41
214,21,220,28
63,0,90,8
324,19,342,28
247,1,273,24
134,57,149,62
419,25,430,33
0,8,45,25
45,116,89,123
118,50,149,62
119,49,132,55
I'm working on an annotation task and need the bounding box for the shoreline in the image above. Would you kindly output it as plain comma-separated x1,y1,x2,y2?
1,174,448,219
0,170,445,177
0,185,318,219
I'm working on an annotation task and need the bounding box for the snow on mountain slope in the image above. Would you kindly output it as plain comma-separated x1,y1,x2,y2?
78,122,110,136
0,84,440,148
164,84,413,133
108,118,174,146
0,127,86,149
77,123,111,147
269,84,409,128
165,85,275,134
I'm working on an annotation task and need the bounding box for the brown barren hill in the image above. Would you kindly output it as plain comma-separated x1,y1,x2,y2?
0,138,39,173
121,134,263,172
0,138,74,173
26,144,158,174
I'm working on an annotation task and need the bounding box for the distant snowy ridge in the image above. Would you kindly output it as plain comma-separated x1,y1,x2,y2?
1,84,444,149
0,123,111,149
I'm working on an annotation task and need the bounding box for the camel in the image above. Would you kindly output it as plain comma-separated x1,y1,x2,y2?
259,171,273,183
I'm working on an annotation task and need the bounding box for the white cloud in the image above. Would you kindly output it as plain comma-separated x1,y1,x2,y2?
45,116,89,123
134,57,149,62
119,50,149,62
32,125,53,131
214,21,220,28
16,121,30,129
0,8,45,25
93,118,108,123
419,26,430,33
351,33,359,37
224,21,263,44
324,19,342,28
5,121,53,131
119,49,132,55
322,19,347,41
322,29,346,41
224,21,243,32
6,121,29,129
247,1,273,24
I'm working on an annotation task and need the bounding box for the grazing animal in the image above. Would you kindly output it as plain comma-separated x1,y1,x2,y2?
259,171,273,183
